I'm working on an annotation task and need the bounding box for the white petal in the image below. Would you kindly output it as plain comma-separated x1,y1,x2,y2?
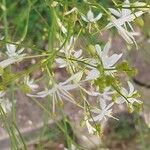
87,10,94,22
6,44,16,53
109,8,121,17
121,87,128,96
91,108,100,114
95,44,102,57
57,18,67,34
85,90,100,96
127,81,134,95
133,2,146,7
17,48,25,54
81,15,88,22
129,98,142,104
122,8,131,17
119,30,133,44
0,57,17,68
92,113,104,122
27,89,54,98
86,69,100,80
106,102,114,110
86,120,96,134
29,84,39,90
102,41,111,58
94,13,102,22
56,58,67,68
115,11,144,26
116,96,126,104
62,84,78,91
105,53,122,67
100,98,106,109
74,49,82,58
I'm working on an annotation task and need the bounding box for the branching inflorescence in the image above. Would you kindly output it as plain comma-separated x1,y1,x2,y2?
0,0,149,148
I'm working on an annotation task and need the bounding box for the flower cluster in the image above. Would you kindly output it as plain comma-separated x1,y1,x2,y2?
0,0,148,138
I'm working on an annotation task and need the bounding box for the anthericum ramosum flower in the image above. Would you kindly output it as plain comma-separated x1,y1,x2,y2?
27,72,83,112
56,36,83,69
106,0,144,45
24,76,39,91
81,9,102,23
6,44,26,58
56,49,83,68
90,98,115,122
86,41,122,80
0,44,26,69
116,81,142,105
95,41,123,69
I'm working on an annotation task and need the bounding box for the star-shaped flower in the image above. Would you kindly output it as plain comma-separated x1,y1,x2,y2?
90,98,114,122
116,81,142,104
106,0,144,45
24,76,39,91
28,72,82,112
56,37,83,69
6,44,26,58
81,9,102,23
0,44,26,69
86,41,122,80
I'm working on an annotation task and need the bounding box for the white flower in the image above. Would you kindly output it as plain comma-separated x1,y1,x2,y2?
56,36,75,59
106,0,144,45
6,44,26,58
56,49,83,68
86,41,122,80
107,16,140,46
24,76,39,91
0,44,26,69
116,81,142,104
28,72,82,112
85,68,100,81
81,9,102,23
90,98,114,122
56,37,83,68
95,41,122,69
